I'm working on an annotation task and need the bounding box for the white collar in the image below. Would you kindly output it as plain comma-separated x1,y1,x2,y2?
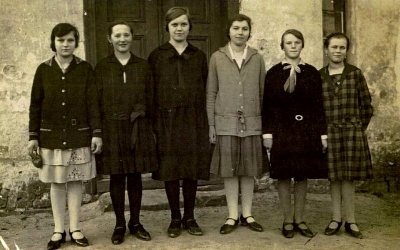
228,42,248,63
281,58,305,66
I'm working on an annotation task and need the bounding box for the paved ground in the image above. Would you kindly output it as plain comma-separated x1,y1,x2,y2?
0,190,399,250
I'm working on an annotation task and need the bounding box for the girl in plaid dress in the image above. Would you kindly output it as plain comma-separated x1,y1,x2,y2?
320,33,373,239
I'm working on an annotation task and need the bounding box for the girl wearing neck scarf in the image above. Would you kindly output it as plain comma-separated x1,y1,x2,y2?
262,29,328,239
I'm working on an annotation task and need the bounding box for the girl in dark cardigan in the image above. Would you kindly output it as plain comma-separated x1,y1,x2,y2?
28,23,102,249
148,7,211,238
321,32,373,239
95,22,156,244
262,29,327,239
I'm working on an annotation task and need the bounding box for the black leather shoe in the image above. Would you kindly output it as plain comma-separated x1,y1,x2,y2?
344,222,363,239
47,231,66,250
69,230,89,247
167,219,182,238
240,215,264,232
282,222,294,238
182,218,203,236
220,218,239,234
128,223,151,241
325,220,342,236
111,227,126,245
294,222,314,238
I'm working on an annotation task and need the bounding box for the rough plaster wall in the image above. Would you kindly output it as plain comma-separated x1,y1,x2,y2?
0,0,85,192
346,0,400,179
239,0,323,70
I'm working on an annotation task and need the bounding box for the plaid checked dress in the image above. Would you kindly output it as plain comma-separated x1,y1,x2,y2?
320,63,373,181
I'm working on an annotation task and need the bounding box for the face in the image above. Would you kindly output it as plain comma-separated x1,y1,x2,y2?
54,31,76,58
229,21,250,46
108,24,132,53
325,37,348,64
168,15,190,43
282,33,303,59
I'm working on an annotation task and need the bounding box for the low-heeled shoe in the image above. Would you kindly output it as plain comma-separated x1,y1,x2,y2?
111,227,126,245
325,220,342,236
220,218,239,234
240,215,264,232
294,222,314,238
182,218,203,236
344,222,363,239
128,223,151,241
282,222,294,238
47,231,66,250
69,230,89,247
167,219,182,238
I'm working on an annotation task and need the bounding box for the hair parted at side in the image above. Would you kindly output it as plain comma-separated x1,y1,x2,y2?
226,14,252,40
107,21,134,37
50,23,79,52
280,29,304,49
324,32,350,51
165,6,192,31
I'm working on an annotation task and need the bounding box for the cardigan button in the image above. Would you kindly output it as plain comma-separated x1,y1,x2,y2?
63,142,67,145
61,76,65,80
61,89,66,93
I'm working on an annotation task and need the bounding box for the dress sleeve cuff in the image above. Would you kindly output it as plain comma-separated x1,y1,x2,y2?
262,134,273,139
321,135,328,139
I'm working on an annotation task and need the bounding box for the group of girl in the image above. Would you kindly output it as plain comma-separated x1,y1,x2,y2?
28,6,373,250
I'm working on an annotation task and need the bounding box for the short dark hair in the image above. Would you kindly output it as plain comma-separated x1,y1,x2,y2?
324,32,350,51
50,23,79,52
107,21,134,37
165,7,192,32
280,29,304,49
226,14,252,40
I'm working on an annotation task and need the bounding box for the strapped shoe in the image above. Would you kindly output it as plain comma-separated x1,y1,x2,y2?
111,226,126,245
344,222,363,239
167,219,182,238
220,218,239,234
294,222,314,238
47,231,66,250
240,215,264,232
69,230,89,247
128,223,151,241
282,222,294,238
325,220,342,236
182,218,203,236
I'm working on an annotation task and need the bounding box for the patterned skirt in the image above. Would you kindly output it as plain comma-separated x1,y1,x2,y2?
38,147,96,183
327,125,373,181
210,135,264,178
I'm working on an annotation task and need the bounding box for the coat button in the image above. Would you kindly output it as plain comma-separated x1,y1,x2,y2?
63,142,67,145
239,93,243,97
240,106,244,109
238,81,242,85
61,89,66,93
61,102,65,106
61,76,65,80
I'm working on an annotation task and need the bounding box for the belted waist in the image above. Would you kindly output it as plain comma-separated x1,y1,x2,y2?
328,117,362,128
105,113,129,120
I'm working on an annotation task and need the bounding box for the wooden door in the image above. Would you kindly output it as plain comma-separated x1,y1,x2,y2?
83,0,238,193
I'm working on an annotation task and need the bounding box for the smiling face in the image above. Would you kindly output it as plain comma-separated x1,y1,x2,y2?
108,24,133,54
168,14,190,43
229,20,250,46
54,31,76,58
282,33,303,60
325,37,348,64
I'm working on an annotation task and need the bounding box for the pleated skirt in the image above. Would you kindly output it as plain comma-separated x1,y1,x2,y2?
210,135,264,177
38,147,96,184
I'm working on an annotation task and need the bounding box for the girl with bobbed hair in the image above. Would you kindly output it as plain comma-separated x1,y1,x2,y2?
262,29,327,239
148,7,211,238
28,23,102,249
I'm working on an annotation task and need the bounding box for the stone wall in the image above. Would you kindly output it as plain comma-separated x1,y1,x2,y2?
0,0,86,211
346,0,400,191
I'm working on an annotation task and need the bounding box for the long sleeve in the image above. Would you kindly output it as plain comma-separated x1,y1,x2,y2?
206,54,218,126
262,69,275,134
29,65,44,141
357,71,373,130
259,56,266,108
86,66,102,138
312,69,327,135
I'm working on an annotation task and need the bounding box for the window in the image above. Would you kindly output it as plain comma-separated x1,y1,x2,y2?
322,0,345,36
